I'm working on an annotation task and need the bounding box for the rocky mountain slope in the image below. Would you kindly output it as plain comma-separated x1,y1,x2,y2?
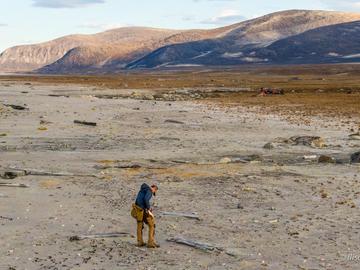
0,25,237,73
128,10,360,69
38,26,240,74
0,27,183,72
1,10,360,73
254,21,360,64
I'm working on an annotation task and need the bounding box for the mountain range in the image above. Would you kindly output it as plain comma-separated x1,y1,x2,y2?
0,10,359,74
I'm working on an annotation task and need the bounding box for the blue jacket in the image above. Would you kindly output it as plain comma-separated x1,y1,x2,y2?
135,183,153,210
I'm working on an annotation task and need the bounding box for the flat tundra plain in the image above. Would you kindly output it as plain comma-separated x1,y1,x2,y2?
0,75,360,270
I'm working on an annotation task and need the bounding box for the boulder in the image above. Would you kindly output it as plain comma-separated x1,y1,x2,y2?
351,152,360,163
263,142,275,150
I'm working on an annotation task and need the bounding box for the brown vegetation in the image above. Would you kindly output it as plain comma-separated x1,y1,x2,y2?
1,64,360,121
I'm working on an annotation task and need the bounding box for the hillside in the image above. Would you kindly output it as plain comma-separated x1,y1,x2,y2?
1,10,360,73
254,21,360,64
0,27,183,72
127,10,360,69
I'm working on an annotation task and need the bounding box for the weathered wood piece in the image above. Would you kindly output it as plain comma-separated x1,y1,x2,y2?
0,215,13,221
164,119,185,124
48,94,70,98
69,232,131,242
74,120,97,126
94,164,142,170
167,237,223,252
0,183,29,188
7,167,97,177
161,211,200,220
4,104,27,110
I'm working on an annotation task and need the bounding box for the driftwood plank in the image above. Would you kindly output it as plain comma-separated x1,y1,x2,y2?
0,215,13,221
167,237,223,252
94,164,142,170
4,104,28,110
7,167,97,177
161,211,200,220
74,120,97,126
164,119,185,125
69,232,131,242
0,183,29,188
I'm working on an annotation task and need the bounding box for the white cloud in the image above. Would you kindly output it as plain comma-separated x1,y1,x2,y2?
321,0,360,10
32,0,105,8
78,22,128,30
201,9,246,25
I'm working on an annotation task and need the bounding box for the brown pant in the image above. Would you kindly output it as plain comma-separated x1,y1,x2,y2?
131,204,156,246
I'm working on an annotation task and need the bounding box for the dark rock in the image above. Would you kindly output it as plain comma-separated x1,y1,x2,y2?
318,155,336,164
351,152,360,163
263,142,275,149
0,170,26,179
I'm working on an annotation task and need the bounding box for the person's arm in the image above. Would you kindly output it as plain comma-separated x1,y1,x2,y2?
144,190,152,210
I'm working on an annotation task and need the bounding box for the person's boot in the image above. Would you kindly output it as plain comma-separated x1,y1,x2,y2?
147,223,160,248
137,222,145,247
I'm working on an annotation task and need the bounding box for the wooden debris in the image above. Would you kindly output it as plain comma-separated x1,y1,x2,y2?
4,104,28,110
69,232,131,242
349,133,360,140
7,167,97,177
74,120,97,126
0,215,14,221
0,183,29,188
172,160,191,164
48,94,70,98
164,119,185,124
161,211,200,220
219,155,261,164
167,237,223,252
95,164,142,170
94,163,165,170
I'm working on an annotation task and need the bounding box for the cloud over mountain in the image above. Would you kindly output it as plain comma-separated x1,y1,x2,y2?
32,0,105,8
201,9,246,25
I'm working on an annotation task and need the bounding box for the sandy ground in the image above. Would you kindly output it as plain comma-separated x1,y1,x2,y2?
0,82,360,270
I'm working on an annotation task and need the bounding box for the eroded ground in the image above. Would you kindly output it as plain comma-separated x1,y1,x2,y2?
0,79,360,270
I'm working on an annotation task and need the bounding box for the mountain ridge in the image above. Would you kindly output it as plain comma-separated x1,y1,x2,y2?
1,9,360,73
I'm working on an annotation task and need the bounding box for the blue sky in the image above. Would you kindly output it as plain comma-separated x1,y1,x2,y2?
0,0,359,52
